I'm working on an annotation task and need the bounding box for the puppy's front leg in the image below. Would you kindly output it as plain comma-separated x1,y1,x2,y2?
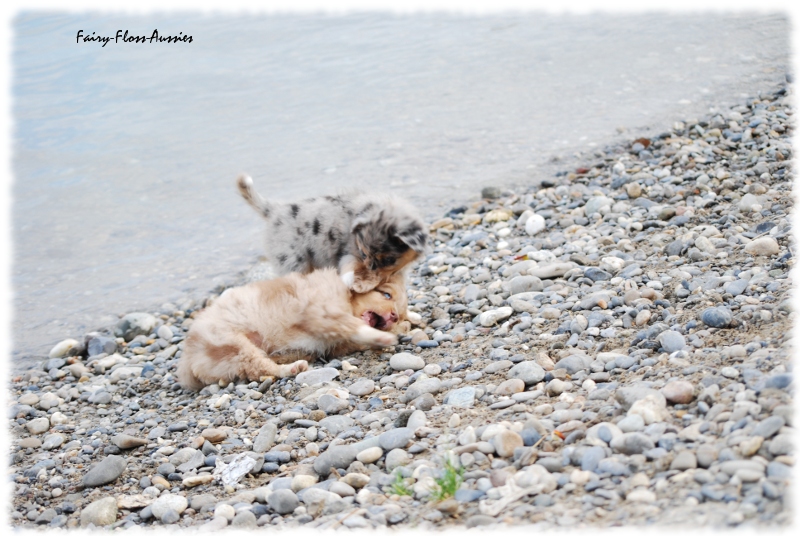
352,324,398,347
338,254,358,288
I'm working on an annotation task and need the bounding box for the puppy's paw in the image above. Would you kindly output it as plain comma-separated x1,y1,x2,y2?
340,271,355,288
278,360,309,378
351,278,379,293
354,325,397,347
374,332,398,347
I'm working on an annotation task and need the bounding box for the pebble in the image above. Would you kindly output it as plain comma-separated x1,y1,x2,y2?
744,236,780,256
507,361,545,385
700,307,733,328
151,494,188,520
661,381,695,404
296,367,339,385
658,331,686,353
444,387,476,408
26,418,50,435
82,455,127,488
48,338,79,359
114,312,157,341
390,352,425,371
356,446,384,464
80,497,118,528
477,307,513,327
267,489,299,515
348,379,375,396
491,430,523,457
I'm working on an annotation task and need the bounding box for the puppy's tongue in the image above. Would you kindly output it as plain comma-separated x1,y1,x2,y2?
362,311,379,328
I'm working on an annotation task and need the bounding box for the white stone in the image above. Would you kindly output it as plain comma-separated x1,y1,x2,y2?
49,338,79,359
151,494,189,520
478,307,513,327
390,352,425,371
525,214,546,235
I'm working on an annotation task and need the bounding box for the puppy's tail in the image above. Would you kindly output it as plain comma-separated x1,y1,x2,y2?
237,174,275,219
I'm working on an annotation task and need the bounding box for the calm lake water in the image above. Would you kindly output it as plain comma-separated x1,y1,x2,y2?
10,12,788,370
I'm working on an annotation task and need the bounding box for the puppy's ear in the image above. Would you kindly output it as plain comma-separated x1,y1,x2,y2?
351,217,375,264
394,223,428,253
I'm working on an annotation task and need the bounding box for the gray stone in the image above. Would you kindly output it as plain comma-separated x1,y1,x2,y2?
253,423,278,453
444,387,476,408
507,361,546,386
609,433,654,455
700,307,733,328
725,278,749,297
318,415,354,436
177,450,205,473
401,378,442,402
318,394,349,414
313,445,358,476
82,455,126,487
615,386,664,411
752,416,785,439
347,379,375,396
87,390,112,404
296,367,339,386
670,450,698,471
657,331,686,353
42,433,65,451
232,510,257,528
114,312,157,342
385,449,412,470
268,489,299,515
80,497,118,528
580,446,606,471
509,276,543,295
379,428,415,450
554,354,592,374
617,414,645,433
585,196,612,216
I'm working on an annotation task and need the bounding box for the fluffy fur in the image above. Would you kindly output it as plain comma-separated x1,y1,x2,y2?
176,268,408,390
237,174,428,292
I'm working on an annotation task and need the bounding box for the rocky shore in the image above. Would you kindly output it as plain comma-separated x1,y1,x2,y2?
7,83,794,530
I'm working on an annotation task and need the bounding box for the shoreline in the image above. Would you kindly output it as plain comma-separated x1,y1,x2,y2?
8,82,794,529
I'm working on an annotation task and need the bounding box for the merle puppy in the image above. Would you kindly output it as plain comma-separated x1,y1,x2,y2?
237,174,428,292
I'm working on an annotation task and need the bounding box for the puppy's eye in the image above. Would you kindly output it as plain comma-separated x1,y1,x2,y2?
382,292,392,300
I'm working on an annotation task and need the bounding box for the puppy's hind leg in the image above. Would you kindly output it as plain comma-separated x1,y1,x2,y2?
229,334,308,381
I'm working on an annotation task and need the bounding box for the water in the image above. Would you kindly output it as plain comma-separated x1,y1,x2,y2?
10,12,789,370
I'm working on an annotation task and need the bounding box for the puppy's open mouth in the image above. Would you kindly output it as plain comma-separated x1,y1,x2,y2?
362,311,387,330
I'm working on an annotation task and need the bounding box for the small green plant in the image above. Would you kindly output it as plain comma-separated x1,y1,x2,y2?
389,472,414,496
430,457,464,501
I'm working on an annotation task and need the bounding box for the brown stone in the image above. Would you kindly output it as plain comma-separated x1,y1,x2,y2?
661,381,695,405
201,428,228,443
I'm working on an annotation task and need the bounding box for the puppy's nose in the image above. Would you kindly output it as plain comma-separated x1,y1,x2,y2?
388,311,398,323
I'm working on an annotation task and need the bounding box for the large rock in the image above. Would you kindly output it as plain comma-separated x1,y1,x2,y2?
82,455,127,488
114,313,157,342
